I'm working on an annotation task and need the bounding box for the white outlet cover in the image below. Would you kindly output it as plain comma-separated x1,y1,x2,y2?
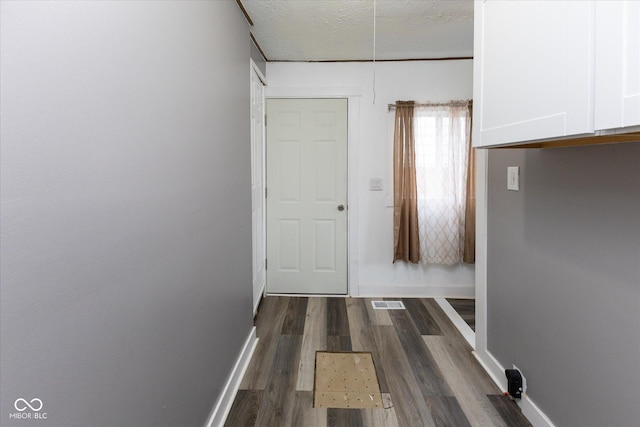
507,167,520,191
512,364,527,393
385,196,394,207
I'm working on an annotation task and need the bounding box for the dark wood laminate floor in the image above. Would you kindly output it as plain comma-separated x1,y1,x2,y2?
446,298,476,332
226,297,530,427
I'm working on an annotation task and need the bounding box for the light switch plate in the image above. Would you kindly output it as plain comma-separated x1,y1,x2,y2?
369,178,383,191
507,167,520,191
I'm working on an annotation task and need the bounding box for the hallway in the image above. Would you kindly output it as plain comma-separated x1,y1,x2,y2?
225,297,531,426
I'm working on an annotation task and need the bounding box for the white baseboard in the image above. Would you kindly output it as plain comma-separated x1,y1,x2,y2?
357,285,474,299
519,393,557,427
204,327,258,427
434,298,475,349
473,349,556,427
473,349,507,391
253,283,265,316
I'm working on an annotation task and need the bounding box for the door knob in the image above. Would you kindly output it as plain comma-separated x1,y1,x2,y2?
338,204,345,211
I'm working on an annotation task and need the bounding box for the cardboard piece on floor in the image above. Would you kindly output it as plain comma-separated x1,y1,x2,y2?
313,351,383,409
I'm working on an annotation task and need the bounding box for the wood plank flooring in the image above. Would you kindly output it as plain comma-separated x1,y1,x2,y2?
226,297,530,427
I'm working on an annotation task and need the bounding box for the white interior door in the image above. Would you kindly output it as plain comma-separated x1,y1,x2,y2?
250,65,265,313
266,98,348,295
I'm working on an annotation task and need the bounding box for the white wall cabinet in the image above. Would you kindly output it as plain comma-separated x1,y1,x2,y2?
474,0,640,148
595,1,640,131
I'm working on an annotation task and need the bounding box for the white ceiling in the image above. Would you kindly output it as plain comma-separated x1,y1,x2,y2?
241,0,474,62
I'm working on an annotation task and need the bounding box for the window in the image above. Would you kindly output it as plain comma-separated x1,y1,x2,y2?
394,102,473,265
414,105,470,264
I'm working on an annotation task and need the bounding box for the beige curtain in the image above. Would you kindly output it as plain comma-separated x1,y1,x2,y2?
463,101,476,263
393,101,420,263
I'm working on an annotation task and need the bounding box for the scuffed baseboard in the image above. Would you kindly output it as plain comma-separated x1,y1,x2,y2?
204,327,258,427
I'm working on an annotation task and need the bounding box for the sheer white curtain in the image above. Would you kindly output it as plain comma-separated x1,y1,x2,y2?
414,104,471,265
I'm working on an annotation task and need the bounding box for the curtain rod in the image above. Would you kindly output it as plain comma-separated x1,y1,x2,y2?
388,100,472,112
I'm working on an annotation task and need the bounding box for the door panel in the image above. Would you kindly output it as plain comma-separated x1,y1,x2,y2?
266,98,348,294
313,220,336,271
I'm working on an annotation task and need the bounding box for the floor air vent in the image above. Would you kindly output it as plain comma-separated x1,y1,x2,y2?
371,300,405,310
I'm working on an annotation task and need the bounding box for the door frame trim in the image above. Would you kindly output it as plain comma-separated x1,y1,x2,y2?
265,87,362,296
250,59,266,315
250,58,266,85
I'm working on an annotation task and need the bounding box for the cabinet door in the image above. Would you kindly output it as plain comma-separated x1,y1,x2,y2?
474,1,594,147
595,0,640,130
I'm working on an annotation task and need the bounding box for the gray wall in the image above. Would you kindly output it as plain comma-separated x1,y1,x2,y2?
487,143,640,427
0,2,253,427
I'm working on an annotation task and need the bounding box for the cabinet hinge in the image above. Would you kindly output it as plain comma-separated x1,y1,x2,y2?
265,259,267,270
264,114,267,126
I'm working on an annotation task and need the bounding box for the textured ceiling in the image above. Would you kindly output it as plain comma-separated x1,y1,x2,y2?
241,0,474,61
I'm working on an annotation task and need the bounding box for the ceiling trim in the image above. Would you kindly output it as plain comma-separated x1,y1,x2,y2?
269,57,473,63
235,0,254,27
250,33,269,62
